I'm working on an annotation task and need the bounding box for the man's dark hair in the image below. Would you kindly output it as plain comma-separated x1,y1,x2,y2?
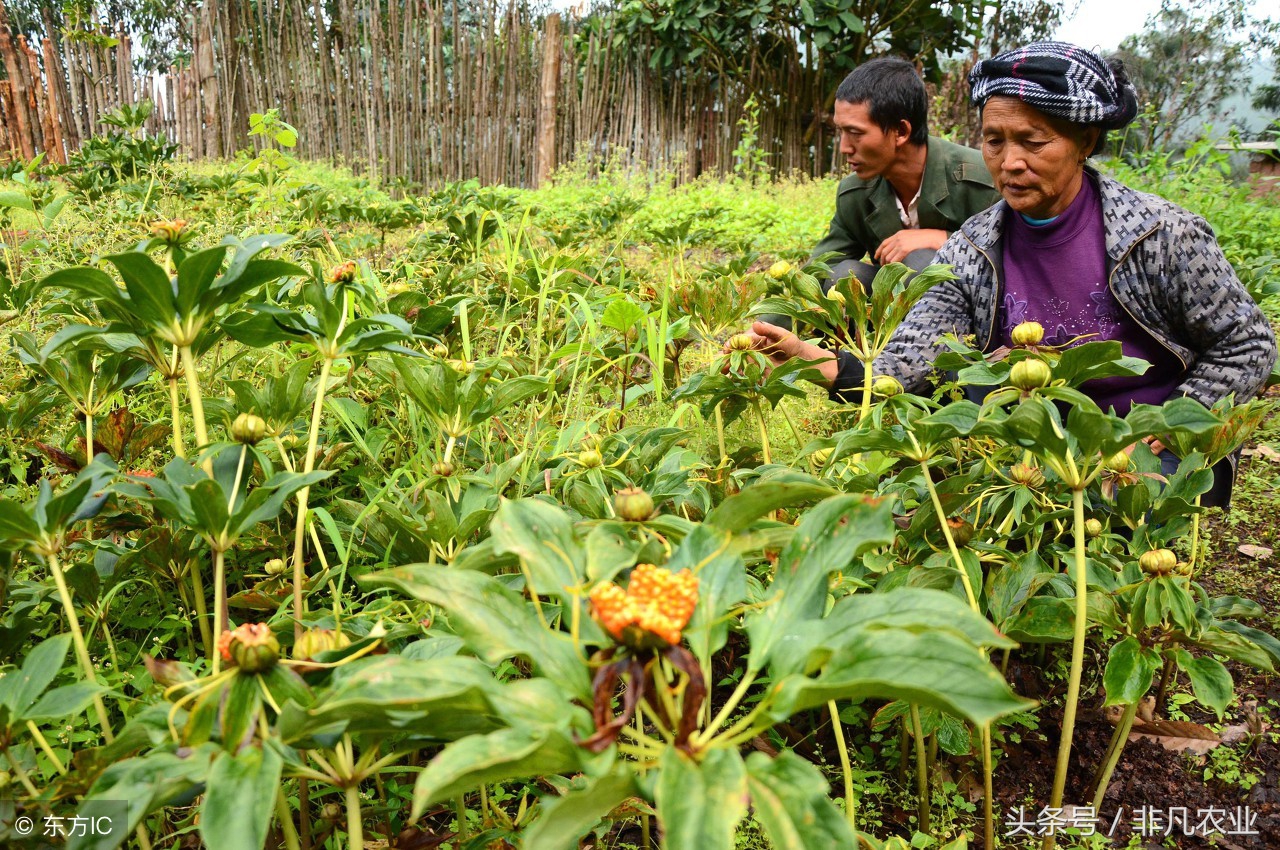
835,57,928,146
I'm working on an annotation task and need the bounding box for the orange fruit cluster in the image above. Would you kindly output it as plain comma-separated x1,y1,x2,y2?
589,563,699,648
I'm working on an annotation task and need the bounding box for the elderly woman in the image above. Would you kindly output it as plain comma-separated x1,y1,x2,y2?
751,42,1277,501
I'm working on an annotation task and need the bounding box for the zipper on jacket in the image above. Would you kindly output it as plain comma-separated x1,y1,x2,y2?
959,231,1003,351
1106,224,1189,371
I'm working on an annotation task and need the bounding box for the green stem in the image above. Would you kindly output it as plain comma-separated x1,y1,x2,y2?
1044,488,1089,850
276,788,301,850
455,795,468,843
46,550,113,741
695,671,756,745
858,357,873,423
981,725,994,850
179,345,212,475
27,719,66,773
189,551,213,663
1091,701,1138,810
918,453,980,610
292,357,334,640
752,398,772,465
3,743,40,797
345,783,363,850
828,700,857,831
211,548,227,674
910,704,930,835
713,402,728,467
1188,493,1203,572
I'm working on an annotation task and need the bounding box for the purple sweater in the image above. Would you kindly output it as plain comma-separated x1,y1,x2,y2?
999,173,1183,414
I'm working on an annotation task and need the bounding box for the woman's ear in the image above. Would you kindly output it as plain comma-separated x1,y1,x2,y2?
1080,126,1102,160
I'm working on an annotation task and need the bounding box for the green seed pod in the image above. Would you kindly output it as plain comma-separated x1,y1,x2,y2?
1084,518,1104,539
1009,358,1052,390
431,343,449,359
231,412,268,445
228,624,280,673
614,487,655,522
578,449,603,469
1010,462,1045,488
1139,548,1177,577
1011,321,1045,346
1103,451,1131,473
871,375,904,397
767,260,792,279
264,557,287,576
293,628,351,660
947,518,975,548
728,333,755,351
432,460,455,477
810,447,834,467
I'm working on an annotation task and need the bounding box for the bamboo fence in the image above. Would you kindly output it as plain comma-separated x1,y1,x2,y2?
0,0,848,187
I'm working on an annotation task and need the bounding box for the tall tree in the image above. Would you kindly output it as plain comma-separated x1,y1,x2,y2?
1114,0,1277,151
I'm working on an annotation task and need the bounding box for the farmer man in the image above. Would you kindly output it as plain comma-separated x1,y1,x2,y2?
813,56,1001,288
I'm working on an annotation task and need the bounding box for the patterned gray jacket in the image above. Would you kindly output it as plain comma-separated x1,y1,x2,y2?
831,169,1278,408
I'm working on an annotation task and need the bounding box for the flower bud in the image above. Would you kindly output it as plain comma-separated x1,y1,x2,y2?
767,260,792,279
1009,358,1052,390
224,623,280,673
431,343,449,359
578,449,603,469
150,219,188,243
614,487,654,522
728,333,755,352
328,260,359,285
447,359,474,375
1084,518,1104,539
871,375,904,397
1139,548,1177,577
231,412,267,445
320,803,343,822
946,518,974,548
433,460,456,478
1103,451,1131,473
1011,321,1045,346
1010,462,1045,488
264,557,287,576
293,628,351,660
810,447,834,467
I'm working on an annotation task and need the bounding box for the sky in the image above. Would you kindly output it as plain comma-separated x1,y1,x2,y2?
1054,0,1280,51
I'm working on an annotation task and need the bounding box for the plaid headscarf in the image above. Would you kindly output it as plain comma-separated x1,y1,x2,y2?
969,41,1138,129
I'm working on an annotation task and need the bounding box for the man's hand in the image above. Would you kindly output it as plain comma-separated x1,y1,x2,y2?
874,228,948,265
735,322,839,388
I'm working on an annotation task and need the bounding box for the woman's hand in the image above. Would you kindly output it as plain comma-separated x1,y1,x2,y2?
737,321,840,389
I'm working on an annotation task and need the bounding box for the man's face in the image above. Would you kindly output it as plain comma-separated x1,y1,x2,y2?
834,100,904,179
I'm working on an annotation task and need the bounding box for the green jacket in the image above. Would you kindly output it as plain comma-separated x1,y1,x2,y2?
811,136,1000,262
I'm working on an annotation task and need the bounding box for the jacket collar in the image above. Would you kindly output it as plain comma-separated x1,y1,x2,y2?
958,166,1163,260
864,138,943,245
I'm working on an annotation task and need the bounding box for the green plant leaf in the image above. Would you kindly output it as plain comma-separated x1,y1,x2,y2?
200,744,282,850
656,748,748,850
745,750,857,849
1173,649,1233,720
1102,636,1161,706
411,726,585,819
520,769,637,850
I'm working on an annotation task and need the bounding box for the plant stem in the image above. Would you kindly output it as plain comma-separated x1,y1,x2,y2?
910,704,930,835
276,788,301,850
751,398,771,465
178,345,212,475
859,357,873,422
189,551,213,662
3,744,39,797
713,402,727,467
211,547,227,674
828,700,857,831
1188,493,1203,572
292,356,334,641
1091,701,1138,810
27,719,66,773
455,795,468,843
982,725,994,850
1155,655,1175,710
917,453,979,610
345,783,363,850
1044,487,1089,850
46,551,113,741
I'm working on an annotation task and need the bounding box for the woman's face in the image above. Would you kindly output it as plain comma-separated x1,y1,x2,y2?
980,96,1100,220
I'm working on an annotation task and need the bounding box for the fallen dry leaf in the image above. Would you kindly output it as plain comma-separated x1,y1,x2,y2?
1128,718,1220,755
1237,544,1273,560
1243,444,1280,461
